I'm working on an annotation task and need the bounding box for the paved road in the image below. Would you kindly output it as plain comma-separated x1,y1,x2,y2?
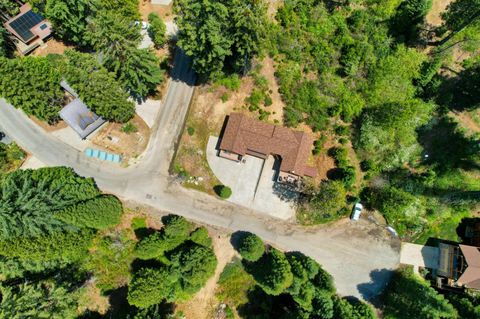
0,50,400,300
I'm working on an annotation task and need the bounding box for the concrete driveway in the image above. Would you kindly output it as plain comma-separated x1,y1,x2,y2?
206,136,296,220
400,243,439,271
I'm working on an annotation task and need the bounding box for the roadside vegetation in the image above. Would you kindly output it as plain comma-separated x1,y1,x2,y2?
217,232,376,318
0,166,217,318
0,142,25,173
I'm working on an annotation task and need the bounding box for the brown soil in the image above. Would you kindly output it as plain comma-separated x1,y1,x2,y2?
78,280,110,315
91,115,150,163
258,57,285,124
139,0,173,22
450,111,480,135
176,230,237,319
267,0,284,20
32,38,72,57
426,0,453,27
30,116,68,132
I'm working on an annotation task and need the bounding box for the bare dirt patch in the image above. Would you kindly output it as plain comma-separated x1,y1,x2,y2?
450,111,480,135
91,115,150,163
426,0,453,27
32,38,72,57
139,0,173,21
78,280,110,315
176,230,236,319
267,0,284,20
30,116,68,132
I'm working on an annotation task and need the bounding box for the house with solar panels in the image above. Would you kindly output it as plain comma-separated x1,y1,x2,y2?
3,4,52,55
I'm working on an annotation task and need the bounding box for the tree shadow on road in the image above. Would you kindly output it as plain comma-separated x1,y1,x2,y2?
357,268,394,306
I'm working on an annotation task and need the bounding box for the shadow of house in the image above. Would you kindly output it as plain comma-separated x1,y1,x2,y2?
457,218,480,246
357,268,394,305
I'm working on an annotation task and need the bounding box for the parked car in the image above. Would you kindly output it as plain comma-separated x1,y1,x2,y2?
351,202,363,221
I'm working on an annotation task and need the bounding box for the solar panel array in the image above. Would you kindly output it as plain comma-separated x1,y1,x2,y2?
9,10,44,42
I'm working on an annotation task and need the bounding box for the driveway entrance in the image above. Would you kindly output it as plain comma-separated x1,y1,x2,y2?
400,243,439,271
206,136,296,219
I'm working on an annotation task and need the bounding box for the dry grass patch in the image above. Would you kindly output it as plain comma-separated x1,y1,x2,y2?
139,0,173,21
91,115,150,164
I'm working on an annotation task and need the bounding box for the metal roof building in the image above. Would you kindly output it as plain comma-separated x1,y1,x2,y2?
59,98,105,139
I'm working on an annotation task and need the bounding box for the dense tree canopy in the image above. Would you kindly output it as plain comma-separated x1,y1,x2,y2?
0,281,78,319
247,248,293,296
128,215,217,308
54,195,123,230
0,167,99,238
383,267,458,319
175,0,266,78
62,50,136,122
42,0,96,45
0,56,63,123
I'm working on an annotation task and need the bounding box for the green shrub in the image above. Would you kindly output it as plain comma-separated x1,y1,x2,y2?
217,260,255,307
264,95,273,106
215,185,232,199
246,90,264,108
334,125,350,136
131,217,147,230
148,13,167,48
339,137,348,145
83,233,136,291
217,74,241,91
187,126,195,136
328,147,349,167
122,122,138,134
301,181,347,224
238,233,265,262
190,227,212,247
221,92,229,102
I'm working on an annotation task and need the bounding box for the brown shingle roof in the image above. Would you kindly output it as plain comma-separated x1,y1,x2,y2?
219,113,317,177
458,245,480,289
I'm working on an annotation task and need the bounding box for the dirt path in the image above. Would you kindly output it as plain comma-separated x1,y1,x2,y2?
259,57,285,124
177,230,236,319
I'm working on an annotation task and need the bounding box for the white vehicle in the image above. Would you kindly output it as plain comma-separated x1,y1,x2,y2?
386,226,398,237
351,203,363,221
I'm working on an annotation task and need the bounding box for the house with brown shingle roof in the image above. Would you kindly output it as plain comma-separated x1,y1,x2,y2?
219,113,317,184
437,243,480,290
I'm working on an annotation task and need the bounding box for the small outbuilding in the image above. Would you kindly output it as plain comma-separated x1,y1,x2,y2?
59,80,105,139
